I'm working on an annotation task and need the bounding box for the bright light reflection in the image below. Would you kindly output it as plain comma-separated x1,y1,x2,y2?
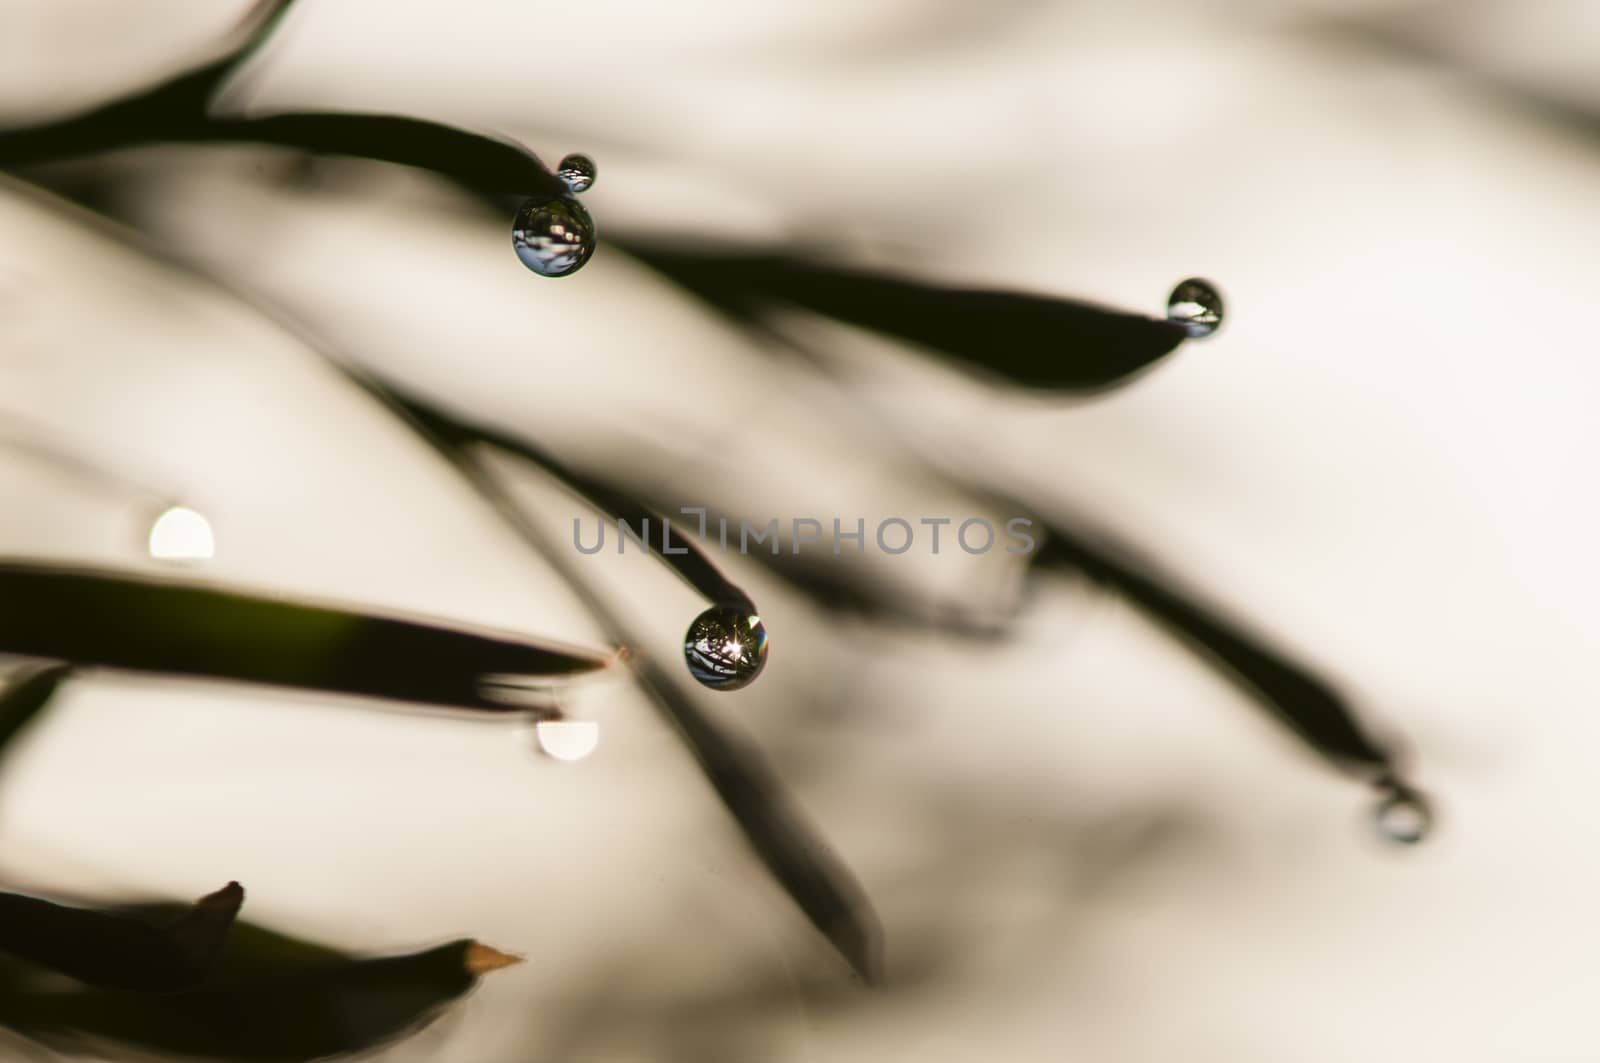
148,506,215,560
535,720,600,762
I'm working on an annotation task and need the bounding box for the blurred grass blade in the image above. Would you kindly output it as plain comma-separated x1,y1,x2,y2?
621,245,1190,391
628,651,885,983
1034,521,1398,774
0,562,610,712
366,378,757,612
0,919,513,1061
0,662,72,758
0,882,242,992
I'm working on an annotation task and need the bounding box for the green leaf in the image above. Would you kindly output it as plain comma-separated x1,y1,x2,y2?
0,562,611,713
621,245,1191,391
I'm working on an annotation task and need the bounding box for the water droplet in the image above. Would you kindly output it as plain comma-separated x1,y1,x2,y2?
1372,784,1432,845
1166,277,1224,338
557,153,596,194
148,505,215,561
512,195,595,278
535,719,600,762
684,607,768,691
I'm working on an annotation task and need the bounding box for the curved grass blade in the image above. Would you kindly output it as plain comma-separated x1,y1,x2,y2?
367,379,757,613
0,1,566,200
372,401,883,984
0,562,610,713
620,244,1191,391
0,663,72,760
0,882,242,993
1032,519,1401,776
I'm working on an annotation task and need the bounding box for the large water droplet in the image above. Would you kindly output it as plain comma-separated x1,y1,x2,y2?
1372,783,1432,845
512,196,595,278
1166,277,1224,338
557,153,596,194
684,607,768,691
148,505,215,561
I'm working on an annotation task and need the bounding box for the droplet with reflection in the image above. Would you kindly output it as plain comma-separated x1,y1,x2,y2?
148,505,215,561
556,153,596,194
535,719,600,762
684,607,768,691
1372,781,1432,845
1166,277,1224,338
512,195,595,278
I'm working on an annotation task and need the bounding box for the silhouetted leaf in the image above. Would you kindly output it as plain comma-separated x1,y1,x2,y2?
0,562,610,713
0,882,242,993
1033,519,1400,775
0,915,519,1061
621,244,1191,391
0,662,72,759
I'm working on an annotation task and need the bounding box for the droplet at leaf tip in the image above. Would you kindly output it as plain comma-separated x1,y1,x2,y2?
512,194,596,278
1166,276,1224,338
556,152,596,194
684,606,769,691
1371,778,1433,846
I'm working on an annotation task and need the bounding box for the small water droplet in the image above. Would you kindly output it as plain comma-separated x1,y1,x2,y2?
148,505,215,561
535,719,600,762
1372,784,1432,845
1166,277,1224,338
512,195,595,278
684,607,768,691
557,153,596,194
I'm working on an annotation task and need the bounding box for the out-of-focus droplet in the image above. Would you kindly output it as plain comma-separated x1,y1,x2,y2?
1373,784,1432,845
535,719,600,762
148,505,215,561
684,607,768,691
512,196,595,278
557,153,596,194
1166,277,1224,338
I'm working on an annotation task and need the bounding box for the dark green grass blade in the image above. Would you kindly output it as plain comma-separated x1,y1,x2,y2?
1033,521,1397,774
621,244,1190,391
0,562,609,712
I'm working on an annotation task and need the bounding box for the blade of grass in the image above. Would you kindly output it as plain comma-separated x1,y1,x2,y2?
0,562,610,713
620,244,1191,392
1033,519,1401,776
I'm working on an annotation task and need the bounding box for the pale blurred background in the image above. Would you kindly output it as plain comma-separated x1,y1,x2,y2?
1,0,1599,1059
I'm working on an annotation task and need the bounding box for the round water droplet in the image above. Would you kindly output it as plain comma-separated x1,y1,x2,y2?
1166,277,1224,338
684,607,768,691
148,505,215,561
512,195,595,278
1372,786,1432,845
557,153,596,194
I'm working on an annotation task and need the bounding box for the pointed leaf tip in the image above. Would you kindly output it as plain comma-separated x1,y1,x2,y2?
463,942,523,975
